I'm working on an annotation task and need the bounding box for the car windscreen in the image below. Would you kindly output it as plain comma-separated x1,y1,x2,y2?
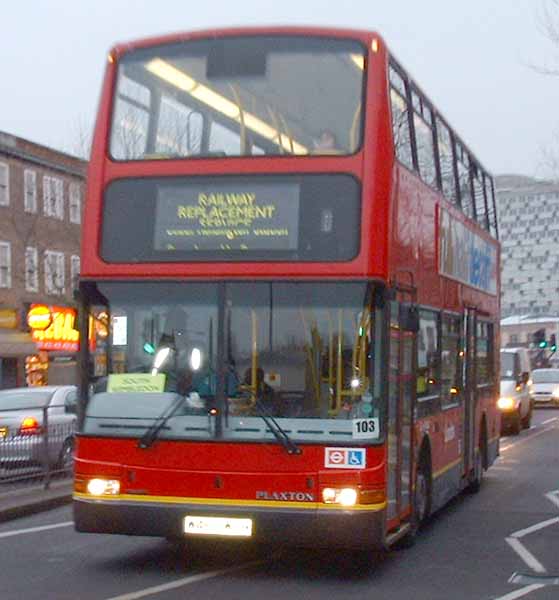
500,353,518,380
532,370,559,384
0,391,53,410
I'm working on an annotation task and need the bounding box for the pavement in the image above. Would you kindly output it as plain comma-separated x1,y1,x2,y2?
0,478,73,523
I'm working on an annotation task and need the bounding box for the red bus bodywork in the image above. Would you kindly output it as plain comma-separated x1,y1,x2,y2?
74,26,500,549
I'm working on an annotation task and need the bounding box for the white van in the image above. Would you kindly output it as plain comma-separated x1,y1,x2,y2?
499,348,533,434
531,368,559,406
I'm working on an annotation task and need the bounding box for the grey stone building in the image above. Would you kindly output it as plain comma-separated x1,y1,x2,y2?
496,174,559,318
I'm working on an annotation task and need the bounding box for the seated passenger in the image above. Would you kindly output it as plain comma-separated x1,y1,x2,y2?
313,129,342,154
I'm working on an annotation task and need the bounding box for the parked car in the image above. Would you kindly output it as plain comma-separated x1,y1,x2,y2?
499,348,533,434
0,386,77,472
531,368,559,407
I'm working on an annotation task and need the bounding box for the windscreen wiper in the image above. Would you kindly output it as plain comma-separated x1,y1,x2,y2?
137,394,185,449
253,398,302,456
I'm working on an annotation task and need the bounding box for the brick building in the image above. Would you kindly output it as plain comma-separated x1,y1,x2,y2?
0,131,86,388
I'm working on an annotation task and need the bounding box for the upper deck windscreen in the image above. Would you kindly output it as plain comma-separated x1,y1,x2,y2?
109,36,365,160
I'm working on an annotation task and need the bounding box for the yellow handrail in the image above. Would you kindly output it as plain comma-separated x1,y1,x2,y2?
229,85,247,154
298,309,321,408
235,309,259,412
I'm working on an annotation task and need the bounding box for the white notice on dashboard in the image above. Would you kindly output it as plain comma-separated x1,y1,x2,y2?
352,418,380,439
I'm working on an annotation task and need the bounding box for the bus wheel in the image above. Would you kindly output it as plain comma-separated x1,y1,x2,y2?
467,427,487,494
414,460,431,525
399,453,431,548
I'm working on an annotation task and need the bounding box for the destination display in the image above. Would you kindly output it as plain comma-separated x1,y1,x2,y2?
101,174,360,262
154,182,300,252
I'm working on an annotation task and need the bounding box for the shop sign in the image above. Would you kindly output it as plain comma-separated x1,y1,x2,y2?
29,305,79,352
27,305,52,330
0,309,18,329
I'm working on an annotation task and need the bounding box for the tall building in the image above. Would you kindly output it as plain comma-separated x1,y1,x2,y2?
496,174,559,318
0,131,86,388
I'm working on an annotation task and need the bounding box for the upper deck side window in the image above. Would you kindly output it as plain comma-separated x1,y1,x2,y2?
484,174,498,238
388,66,413,170
410,88,437,189
109,36,366,160
388,59,497,238
455,141,473,220
471,163,488,230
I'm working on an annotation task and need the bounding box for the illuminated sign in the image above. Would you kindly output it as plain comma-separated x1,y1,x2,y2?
154,182,300,251
439,209,498,295
30,305,79,352
27,305,52,330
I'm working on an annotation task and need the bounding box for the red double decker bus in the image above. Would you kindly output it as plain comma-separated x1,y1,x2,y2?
74,27,500,550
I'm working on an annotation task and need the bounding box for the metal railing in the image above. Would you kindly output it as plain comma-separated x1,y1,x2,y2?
0,404,76,490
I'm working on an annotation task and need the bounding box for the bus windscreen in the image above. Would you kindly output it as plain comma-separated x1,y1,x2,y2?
109,36,365,160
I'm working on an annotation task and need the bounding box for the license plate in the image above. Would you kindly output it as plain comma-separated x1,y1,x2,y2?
184,516,253,537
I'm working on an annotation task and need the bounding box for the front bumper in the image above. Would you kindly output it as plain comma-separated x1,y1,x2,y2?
498,407,520,423
533,395,559,406
73,495,386,549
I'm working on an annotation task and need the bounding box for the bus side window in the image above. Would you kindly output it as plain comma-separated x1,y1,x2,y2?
417,310,439,398
471,165,488,230
476,321,494,385
456,143,473,219
436,118,457,205
389,66,414,171
411,90,437,189
441,314,462,407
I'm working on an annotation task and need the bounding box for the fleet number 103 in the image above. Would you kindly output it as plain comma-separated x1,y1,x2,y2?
352,418,380,439
355,420,376,433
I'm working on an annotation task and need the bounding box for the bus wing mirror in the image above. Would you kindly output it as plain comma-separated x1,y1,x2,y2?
400,305,419,332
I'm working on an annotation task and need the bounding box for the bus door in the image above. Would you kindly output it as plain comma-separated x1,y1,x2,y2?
462,308,477,477
386,300,416,525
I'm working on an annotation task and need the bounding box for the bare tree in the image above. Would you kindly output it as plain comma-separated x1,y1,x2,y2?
66,115,93,160
540,127,559,176
7,209,41,292
534,1,559,178
536,0,559,75
7,212,69,299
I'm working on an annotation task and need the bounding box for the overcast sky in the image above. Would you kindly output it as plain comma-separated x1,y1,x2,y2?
2,0,558,177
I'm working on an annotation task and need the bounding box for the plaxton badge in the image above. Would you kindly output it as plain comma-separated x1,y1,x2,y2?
256,491,315,501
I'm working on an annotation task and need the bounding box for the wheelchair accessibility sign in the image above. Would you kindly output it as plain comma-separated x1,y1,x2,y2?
325,447,366,469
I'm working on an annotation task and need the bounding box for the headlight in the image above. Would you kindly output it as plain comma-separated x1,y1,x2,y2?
552,388,559,399
322,487,358,506
86,478,120,496
497,397,515,411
